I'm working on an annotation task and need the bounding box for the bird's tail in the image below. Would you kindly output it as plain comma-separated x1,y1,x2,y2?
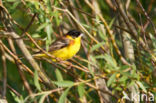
19,53,45,60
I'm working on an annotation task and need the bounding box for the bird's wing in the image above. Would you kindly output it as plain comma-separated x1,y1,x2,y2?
48,37,70,52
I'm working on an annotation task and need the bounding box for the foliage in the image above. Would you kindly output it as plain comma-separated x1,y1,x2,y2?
0,0,156,103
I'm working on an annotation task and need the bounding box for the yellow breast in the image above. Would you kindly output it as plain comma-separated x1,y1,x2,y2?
51,36,81,61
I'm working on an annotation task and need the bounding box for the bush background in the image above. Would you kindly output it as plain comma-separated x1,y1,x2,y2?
0,0,156,103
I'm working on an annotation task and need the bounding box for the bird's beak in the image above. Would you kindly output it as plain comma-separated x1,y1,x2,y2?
79,33,84,37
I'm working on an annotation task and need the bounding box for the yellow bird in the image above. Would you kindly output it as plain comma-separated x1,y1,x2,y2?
34,30,83,61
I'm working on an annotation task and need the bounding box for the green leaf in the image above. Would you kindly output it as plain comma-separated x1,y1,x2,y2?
6,0,17,2
45,19,52,42
149,33,156,48
78,84,85,98
45,39,50,51
39,93,48,103
88,55,96,76
36,23,48,31
115,87,122,91
128,81,135,88
34,70,41,91
55,69,63,81
47,0,52,11
54,11,61,26
32,33,41,38
82,23,92,29
12,1,20,9
103,54,117,69
136,81,147,93
119,75,128,82
88,63,94,76
120,72,131,78
52,81,74,87
98,30,106,41
58,87,71,103
95,55,105,59
107,73,117,87
90,42,105,52
45,19,53,51
54,0,59,6
10,91,24,103
119,65,130,71
82,23,97,31
109,17,115,28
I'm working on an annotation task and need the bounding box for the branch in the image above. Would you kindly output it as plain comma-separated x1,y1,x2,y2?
0,45,7,98
0,5,50,84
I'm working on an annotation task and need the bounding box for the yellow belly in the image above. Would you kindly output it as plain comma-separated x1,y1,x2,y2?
34,36,81,61
51,40,81,61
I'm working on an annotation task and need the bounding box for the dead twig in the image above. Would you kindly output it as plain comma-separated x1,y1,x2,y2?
0,45,7,99
0,40,42,82
135,0,156,35
0,5,50,84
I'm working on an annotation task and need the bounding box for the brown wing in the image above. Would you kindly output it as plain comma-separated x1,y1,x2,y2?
34,37,70,54
48,37,70,52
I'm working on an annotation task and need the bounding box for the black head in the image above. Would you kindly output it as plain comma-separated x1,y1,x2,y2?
66,30,82,38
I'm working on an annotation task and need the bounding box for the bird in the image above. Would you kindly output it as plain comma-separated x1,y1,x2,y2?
33,30,83,61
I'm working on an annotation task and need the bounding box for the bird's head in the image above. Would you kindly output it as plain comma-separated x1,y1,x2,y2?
66,30,83,39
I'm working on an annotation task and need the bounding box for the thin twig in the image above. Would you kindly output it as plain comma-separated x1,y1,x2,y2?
85,0,130,66
0,5,50,83
135,0,156,35
0,45,7,98
0,40,42,82
21,13,37,36
7,38,33,95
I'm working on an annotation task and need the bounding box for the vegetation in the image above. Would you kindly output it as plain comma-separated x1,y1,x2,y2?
0,0,156,103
